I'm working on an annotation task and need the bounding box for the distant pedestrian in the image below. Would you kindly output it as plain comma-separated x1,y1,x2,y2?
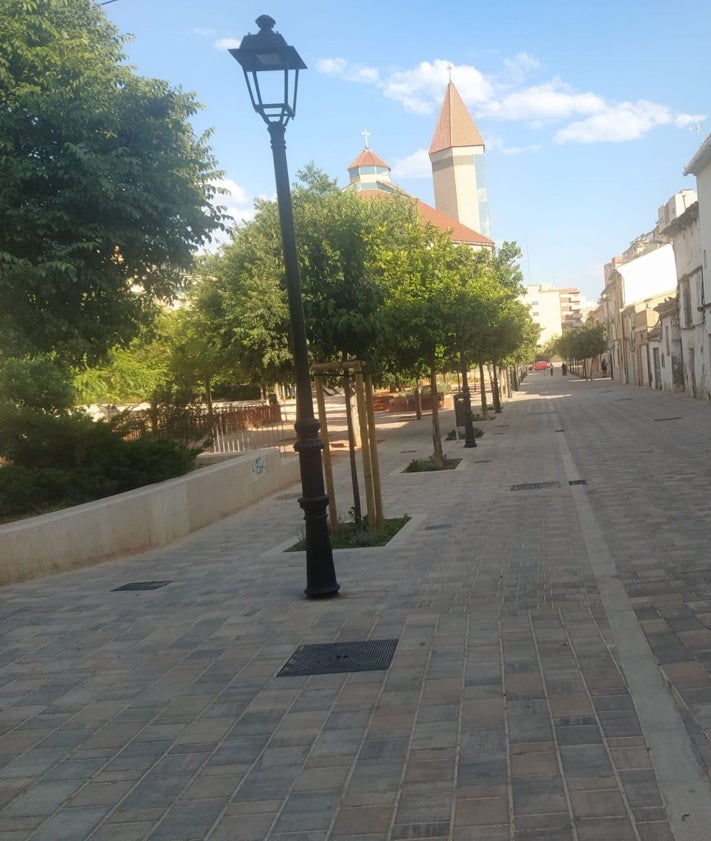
561,362,567,376
601,359,608,377
550,364,554,376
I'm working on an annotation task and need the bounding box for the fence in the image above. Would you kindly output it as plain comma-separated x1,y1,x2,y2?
120,402,293,455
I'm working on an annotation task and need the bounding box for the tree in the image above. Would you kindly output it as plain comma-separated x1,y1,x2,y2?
556,324,607,378
0,0,225,363
377,217,465,467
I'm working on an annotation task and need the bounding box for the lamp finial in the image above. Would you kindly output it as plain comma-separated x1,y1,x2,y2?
255,14,276,30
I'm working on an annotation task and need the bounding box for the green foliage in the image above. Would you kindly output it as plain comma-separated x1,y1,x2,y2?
0,355,75,411
288,515,411,551
0,405,199,518
404,456,461,472
0,0,225,363
556,324,607,361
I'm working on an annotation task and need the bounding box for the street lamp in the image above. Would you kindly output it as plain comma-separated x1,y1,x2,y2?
230,16,339,599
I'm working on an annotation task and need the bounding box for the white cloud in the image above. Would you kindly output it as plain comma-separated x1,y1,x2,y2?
316,52,703,146
487,136,542,156
204,179,258,249
317,57,347,76
498,52,541,87
391,148,431,179
214,37,241,50
381,60,492,114
481,79,605,121
555,101,706,144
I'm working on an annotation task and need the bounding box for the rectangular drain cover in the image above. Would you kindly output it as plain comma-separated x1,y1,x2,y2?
278,639,398,677
569,479,587,486
112,581,170,591
511,481,561,491
425,523,453,530
653,417,682,422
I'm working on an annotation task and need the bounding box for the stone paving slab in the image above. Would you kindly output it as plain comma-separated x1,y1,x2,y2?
2,379,711,839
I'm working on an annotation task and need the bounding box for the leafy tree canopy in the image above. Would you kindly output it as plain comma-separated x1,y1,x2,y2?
0,0,226,363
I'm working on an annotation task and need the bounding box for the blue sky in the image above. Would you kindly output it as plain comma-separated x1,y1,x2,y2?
104,0,707,301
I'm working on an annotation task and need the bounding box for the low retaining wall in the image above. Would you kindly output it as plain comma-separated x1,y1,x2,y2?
0,449,300,587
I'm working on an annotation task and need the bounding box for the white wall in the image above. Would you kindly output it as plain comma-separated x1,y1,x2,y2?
0,449,300,586
619,245,677,305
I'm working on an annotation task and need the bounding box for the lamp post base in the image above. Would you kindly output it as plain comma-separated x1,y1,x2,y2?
294,418,340,599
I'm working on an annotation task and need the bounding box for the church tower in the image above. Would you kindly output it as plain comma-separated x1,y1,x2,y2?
429,82,490,239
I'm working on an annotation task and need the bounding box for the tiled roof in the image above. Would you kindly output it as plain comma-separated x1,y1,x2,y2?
346,148,391,171
357,191,494,247
429,82,485,154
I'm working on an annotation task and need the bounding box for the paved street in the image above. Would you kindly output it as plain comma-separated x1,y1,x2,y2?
3,372,711,841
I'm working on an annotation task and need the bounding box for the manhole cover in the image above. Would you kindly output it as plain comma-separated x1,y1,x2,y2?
425,523,453,530
653,417,682,422
511,481,561,491
568,479,587,486
112,581,171,591
278,639,398,677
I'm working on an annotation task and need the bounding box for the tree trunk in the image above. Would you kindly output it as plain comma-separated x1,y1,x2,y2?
478,363,489,420
492,362,502,413
343,374,362,526
430,353,444,468
205,376,214,435
460,350,477,448
414,379,423,420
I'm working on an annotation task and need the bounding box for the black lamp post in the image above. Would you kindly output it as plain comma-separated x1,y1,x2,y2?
230,15,339,598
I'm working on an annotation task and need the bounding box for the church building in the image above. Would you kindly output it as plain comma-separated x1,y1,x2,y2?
343,81,493,251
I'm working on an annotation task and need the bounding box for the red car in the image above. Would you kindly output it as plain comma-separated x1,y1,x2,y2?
531,360,550,371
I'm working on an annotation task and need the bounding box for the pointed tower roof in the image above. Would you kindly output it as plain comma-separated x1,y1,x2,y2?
346,148,391,171
429,82,485,154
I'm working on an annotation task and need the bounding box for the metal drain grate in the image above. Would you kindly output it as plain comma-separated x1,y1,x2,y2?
112,581,171,592
278,639,398,677
511,481,561,491
556,429,565,432
568,479,587,486
474,459,491,463
401,449,418,453
425,523,453,531
653,417,682,422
